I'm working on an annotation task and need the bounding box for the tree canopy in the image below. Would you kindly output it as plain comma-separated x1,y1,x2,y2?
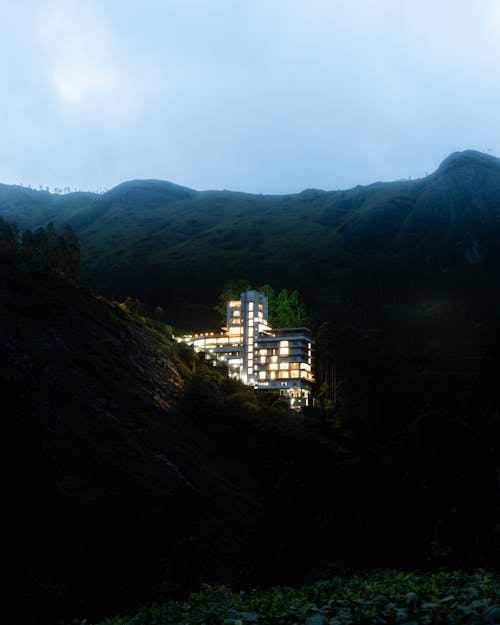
216,280,309,328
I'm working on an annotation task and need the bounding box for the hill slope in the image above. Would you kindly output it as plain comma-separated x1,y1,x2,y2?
0,260,264,623
1,150,500,328
2,258,349,624
3,230,500,624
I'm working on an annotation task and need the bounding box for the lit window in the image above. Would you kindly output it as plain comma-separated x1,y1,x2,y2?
290,362,299,370
258,303,263,311
259,349,268,355
270,371,276,380
271,355,278,363
248,327,254,337
269,363,278,371
260,356,266,364
291,371,300,379
279,347,289,356
229,301,240,308
279,362,289,370
279,371,290,379
259,371,266,380
280,340,289,347
248,302,254,311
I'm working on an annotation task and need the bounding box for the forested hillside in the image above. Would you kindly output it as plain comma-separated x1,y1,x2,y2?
2,150,500,328
3,151,500,623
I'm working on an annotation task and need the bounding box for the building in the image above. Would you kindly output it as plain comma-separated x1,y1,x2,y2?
179,289,314,410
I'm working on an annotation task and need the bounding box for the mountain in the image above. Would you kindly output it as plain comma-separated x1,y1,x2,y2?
2,150,500,327
3,150,500,433
4,258,500,625
0,257,234,619
1,256,348,624
3,163,500,625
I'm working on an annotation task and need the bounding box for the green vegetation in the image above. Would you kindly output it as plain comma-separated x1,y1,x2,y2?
0,215,81,282
215,280,309,327
4,152,500,623
3,151,500,331
1,150,499,431
95,570,500,625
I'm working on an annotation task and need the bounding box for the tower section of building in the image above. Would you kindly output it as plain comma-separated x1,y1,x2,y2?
179,289,314,410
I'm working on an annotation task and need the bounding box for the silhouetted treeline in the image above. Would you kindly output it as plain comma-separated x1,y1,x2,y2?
0,216,81,283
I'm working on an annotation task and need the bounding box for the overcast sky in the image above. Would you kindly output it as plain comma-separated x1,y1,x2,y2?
1,0,499,194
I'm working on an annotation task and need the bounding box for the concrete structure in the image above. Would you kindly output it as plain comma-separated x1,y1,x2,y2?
179,289,314,410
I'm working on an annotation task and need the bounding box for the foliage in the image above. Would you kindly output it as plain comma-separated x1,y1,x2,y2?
215,280,309,328
259,285,309,328
4,155,500,624
95,570,500,625
20,221,81,282
0,215,18,256
118,296,144,316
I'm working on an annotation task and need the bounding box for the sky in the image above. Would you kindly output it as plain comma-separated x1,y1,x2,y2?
1,0,500,194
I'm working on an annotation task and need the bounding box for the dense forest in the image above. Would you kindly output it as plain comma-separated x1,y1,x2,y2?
2,150,500,624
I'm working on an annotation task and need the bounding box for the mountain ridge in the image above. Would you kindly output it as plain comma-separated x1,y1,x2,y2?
1,149,500,329
0,149,495,208
4,150,500,623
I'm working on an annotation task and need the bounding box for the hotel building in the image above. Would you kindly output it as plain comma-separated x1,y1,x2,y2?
179,289,314,409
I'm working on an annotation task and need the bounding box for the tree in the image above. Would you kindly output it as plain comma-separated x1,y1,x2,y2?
272,288,309,327
20,223,81,283
123,297,143,316
0,217,18,258
54,224,81,283
154,305,165,321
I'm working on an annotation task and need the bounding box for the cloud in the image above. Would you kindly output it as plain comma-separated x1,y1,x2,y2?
35,1,132,118
0,0,499,192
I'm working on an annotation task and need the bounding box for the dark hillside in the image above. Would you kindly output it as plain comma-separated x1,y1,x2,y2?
2,151,500,435
2,151,500,327
0,260,267,623
0,257,350,624
2,225,500,624
0,183,95,230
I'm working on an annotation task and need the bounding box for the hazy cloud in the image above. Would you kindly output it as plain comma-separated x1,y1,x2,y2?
0,0,499,193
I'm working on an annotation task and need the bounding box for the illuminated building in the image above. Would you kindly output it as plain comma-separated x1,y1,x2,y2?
179,289,314,410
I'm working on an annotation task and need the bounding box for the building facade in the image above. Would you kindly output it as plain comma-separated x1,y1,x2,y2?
180,289,314,409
